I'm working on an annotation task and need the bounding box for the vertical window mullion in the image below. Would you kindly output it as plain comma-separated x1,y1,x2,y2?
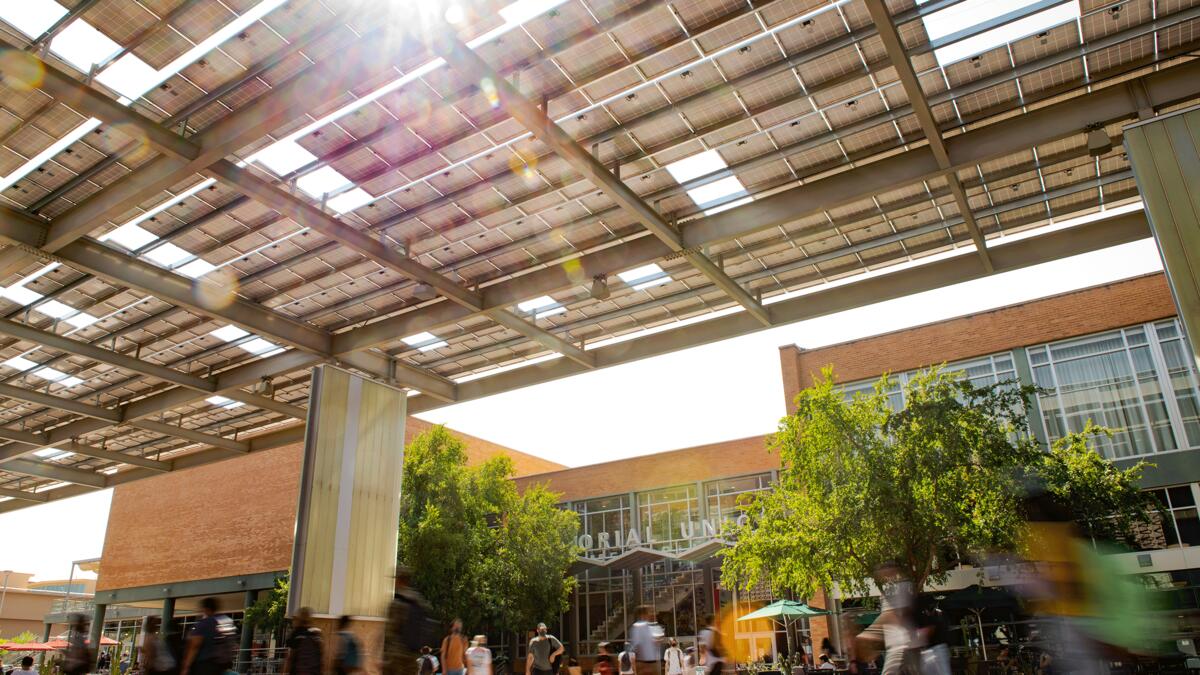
1146,320,1192,453
1117,328,1160,455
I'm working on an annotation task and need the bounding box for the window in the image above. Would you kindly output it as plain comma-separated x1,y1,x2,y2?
1144,485,1200,549
704,474,772,527
573,494,633,558
638,484,700,552
1030,320,1200,459
838,353,1016,412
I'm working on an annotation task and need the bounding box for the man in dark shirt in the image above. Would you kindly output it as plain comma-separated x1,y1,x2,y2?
181,597,237,675
283,607,325,675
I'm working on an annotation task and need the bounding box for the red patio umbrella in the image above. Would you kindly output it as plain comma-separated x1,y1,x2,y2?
0,643,55,652
45,636,118,648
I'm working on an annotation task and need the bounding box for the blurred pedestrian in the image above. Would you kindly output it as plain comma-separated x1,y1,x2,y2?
385,567,435,675
418,647,437,675
334,615,363,675
63,614,93,675
525,623,563,675
593,642,613,675
465,635,491,675
616,644,634,675
697,615,725,675
663,639,684,675
180,598,237,675
629,607,662,675
283,607,324,675
441,620,468,675
140,616,172,675
13,656,37,675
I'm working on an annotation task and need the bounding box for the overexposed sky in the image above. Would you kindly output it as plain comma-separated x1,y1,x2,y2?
1,236,1167,579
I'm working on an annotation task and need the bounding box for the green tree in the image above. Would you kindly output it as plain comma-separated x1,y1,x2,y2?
399,425,579,631
721,367,1156,597
1039,425,1158,543
244,576,289,635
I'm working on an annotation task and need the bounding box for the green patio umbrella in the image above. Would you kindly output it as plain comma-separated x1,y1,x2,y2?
737,600,831,660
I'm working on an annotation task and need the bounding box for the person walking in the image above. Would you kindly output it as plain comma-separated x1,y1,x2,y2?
629,606,662,675
593,642,614,675
140,616,175,675
13,656,37,675
441,620,469,675
63,614,93,675
616,644,635,675
465,636,491,675
384,568,435,675
180,598,238,675
525,624,563,675
697,615,725,675
417,647,438,675
283,607,324,675
334,616,363,675
663,639,684,675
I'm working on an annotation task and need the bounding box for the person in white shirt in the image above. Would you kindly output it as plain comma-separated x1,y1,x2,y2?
466,635,492,675
817,655,836,671
663,639,684,675
617,643,636,675
12,656,38,675
628,606,663,675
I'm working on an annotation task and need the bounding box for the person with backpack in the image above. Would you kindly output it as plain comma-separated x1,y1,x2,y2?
283,607,324,675
465,635,491,675
181,597,238,675
697,615,724,675
385,568,436,675
417,647,438,675
62,614,93,675
525,624,563,675
334,615,363,675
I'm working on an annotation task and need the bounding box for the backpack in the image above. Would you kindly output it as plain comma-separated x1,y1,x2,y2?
209,616,239,668
618,652,633,673
418,655,436,675
400,597,440,652
337,631,361,670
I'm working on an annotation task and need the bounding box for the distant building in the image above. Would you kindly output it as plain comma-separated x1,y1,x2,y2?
1,571,95,637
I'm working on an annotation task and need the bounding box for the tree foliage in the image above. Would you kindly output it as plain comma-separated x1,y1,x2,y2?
721,367,1157,598
399,425,578,632
244,576,289,633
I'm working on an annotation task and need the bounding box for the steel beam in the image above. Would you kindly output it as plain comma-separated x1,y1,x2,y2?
130,419,248,453
203,160,597,368
865,0,992,272
408,210,1151,413
0,485,47,502
3,457,106,488
433,30,772,327
0,427,169,471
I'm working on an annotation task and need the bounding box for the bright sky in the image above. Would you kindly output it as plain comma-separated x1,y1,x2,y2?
0,235,1167,580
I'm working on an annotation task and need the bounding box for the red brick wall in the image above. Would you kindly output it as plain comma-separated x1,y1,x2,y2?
513,435,777,503
98,418,561,592
780,273,1178,409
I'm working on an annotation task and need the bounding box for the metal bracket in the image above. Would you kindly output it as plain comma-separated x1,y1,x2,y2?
1126,80,1155,121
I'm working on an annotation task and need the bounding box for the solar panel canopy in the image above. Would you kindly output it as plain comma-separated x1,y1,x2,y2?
0,0,1196,510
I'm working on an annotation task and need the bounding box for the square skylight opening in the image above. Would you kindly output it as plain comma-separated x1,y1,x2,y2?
50,20,121,72
297,166,352,199
920,0,1080,65
103,223,158,251
4,356,37,372
403,332,450,352
617,263,665,285
687,176,748,208
253,140,318,176
178,258,217,279
206,395,244,409
240,337,280,355
210,325,250,342
534,306,566,319
499,0,570,25
96,53,160,100
665,150,728,184
34,447,74,461
328,187,375,214
633,276,672,291
144,242,192,268
0,1,68,38
64,312,99,329
705,196,754,215
36,299,78,320
517,295,558,312
2,285,44,306
35,367,83,387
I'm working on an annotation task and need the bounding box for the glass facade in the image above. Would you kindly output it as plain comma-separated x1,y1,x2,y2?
1030,319,1200,459
638,485,700,552
840,353,1017,410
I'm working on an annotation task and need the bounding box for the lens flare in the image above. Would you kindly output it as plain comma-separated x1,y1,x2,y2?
444,4,465,24
562,257,584,284
0,50,45,91
193,268,239,310
480,78,500,109
108,122,154,164
507,149,538,181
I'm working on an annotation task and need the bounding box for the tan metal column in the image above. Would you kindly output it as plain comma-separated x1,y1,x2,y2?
1124,106,1200,367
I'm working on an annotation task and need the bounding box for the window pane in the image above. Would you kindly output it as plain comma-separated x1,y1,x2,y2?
1157,335,1200,448
1174,508,1200,547
1169,486,1196,507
